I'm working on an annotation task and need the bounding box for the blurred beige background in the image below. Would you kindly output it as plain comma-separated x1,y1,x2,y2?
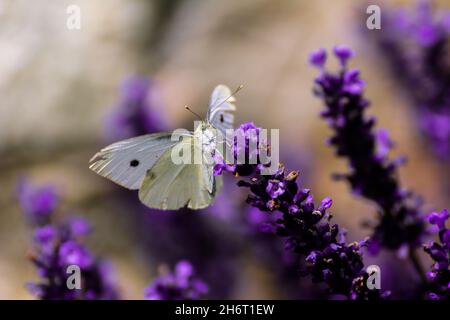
0,0,448,299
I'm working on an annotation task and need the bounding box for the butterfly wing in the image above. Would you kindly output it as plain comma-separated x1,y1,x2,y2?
89,133,179,190
138,136,222,210
207,85,236,135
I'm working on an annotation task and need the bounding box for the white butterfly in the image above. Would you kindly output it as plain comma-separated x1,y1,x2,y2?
89,84,240,210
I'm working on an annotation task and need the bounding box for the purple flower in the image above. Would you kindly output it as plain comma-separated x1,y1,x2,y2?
175,260,193,279
333,45,354,66
266,179,286,198
319,197,333,211
213,122,264,177
311,47,426,252
34,225,57,246
414,0,442,47
240,121,260,132
428,209,449,229
103,76,166,141
216,122,389,299
342,69,365,95
309,48,327,68
144,260,208,300
67,217,91,237
59,240,94,268
423,209,450,300
375,128,394,160
17,179,58,224
138,207,239,299
19,179,119,300
420,111,450,158
368,1,450,159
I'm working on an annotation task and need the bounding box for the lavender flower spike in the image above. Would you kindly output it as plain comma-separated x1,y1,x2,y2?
144,260,208,300
424,209,450,300
215,122,390,299
311,47,426,253
18,179,119,300
368,0,450,159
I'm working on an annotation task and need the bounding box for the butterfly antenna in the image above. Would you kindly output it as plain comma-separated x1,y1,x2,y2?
212,84,244,110
225,84,244,104
233,84,244,95
185,105,203,120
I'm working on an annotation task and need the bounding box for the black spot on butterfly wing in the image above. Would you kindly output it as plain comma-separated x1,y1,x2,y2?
220,114,224,123
130,159,140,167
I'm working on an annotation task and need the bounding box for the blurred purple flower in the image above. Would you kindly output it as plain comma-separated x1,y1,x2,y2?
428,209,449,229
59,240,94,269
368,0,450,159
311,47,426,252
34,226,57,247
420,111,450,157
309,48,327,68
375,128,394,160
137,206,239,299
19,179,119,300
424,209,450,299
17,179,59,225
103,76,166,141
333,45,354,66
67,217,91,237
144,260,208,300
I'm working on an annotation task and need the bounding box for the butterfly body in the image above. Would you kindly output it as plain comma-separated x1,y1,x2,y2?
195,122,218,157
89,85,238,210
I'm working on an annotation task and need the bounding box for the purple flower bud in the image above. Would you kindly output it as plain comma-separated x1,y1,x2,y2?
294,188,311,203
68,217,91,237
319,197,333,210
428,209,449,229
306,251,318,264
34,225,57,245
309,48,327,67
428,292,440,300
213,163,225,176
266,179,286,199
427,271,436,280
342,69,365,95
175,260,193,279
333,45,354,65
288,204,299,214
375,128,394,159
239,121,260,132
59,240,93,268
17,179,59,224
